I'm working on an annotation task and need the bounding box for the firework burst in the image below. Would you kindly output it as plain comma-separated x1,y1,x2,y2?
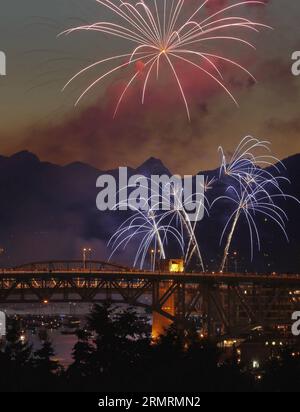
159,180,209,271
214,136,299,273
218,136,284,186
108,205,185,270
107,137,299,273
108,177,210,271
61,0,270,119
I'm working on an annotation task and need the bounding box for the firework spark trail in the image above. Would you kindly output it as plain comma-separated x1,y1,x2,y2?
108,137,298,273
141,178,211,271
61,0,270,119
218,136,285,185
108,205,185,270
108,177,209,270
181,177,214,269
108,187,187,270
184,176,216,266
216,181,294,272
215,136,299,273
157,181,207,270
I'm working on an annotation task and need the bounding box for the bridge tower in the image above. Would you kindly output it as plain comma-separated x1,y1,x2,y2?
152,259,184,339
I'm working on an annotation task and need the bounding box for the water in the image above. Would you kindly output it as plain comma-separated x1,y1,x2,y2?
28,329,77,368
1,303,151,368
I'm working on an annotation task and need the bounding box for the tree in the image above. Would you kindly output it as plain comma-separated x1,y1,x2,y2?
66,329,94,389
34,339,59,374
1,318,33,391
5,318,32,366
83,304,151,390
261,349,300,392
33,333,61,391
71,329,94,372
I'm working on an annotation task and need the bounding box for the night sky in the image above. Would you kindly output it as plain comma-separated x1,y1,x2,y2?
0,0,299,174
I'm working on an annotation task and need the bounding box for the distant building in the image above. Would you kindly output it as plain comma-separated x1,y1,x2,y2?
159,259,184,273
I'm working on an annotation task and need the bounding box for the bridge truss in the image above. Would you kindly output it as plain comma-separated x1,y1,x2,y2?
1,261,300,336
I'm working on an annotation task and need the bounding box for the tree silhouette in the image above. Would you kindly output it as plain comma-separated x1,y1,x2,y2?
66,329,94,390
261,349,300,392
84,304,151,390
2,309,300,392
33,333,61,391
34,339,59,374
5,318,32,366
1,318,33,391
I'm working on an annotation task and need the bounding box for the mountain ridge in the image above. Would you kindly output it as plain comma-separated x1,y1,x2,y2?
4,149,300,175
0,150,299,271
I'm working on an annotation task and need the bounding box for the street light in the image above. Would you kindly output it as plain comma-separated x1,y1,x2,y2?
150,249,155,271
150,249,162,271
233,251,238,273
82,248,92,270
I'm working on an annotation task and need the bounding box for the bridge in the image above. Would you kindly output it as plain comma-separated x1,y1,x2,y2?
1,260,300,337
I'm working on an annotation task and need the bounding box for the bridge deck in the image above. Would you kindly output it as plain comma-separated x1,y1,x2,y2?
0,262,299,333
0,269,300,286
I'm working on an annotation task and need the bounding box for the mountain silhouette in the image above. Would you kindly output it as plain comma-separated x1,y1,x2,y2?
0,151,299,272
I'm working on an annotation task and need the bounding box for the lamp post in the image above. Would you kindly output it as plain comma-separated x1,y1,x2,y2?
150,249,162,271
82,248,92,270
233,251,238,273
150,249,155,271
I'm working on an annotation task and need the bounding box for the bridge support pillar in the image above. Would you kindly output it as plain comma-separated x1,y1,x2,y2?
151,281,175,339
